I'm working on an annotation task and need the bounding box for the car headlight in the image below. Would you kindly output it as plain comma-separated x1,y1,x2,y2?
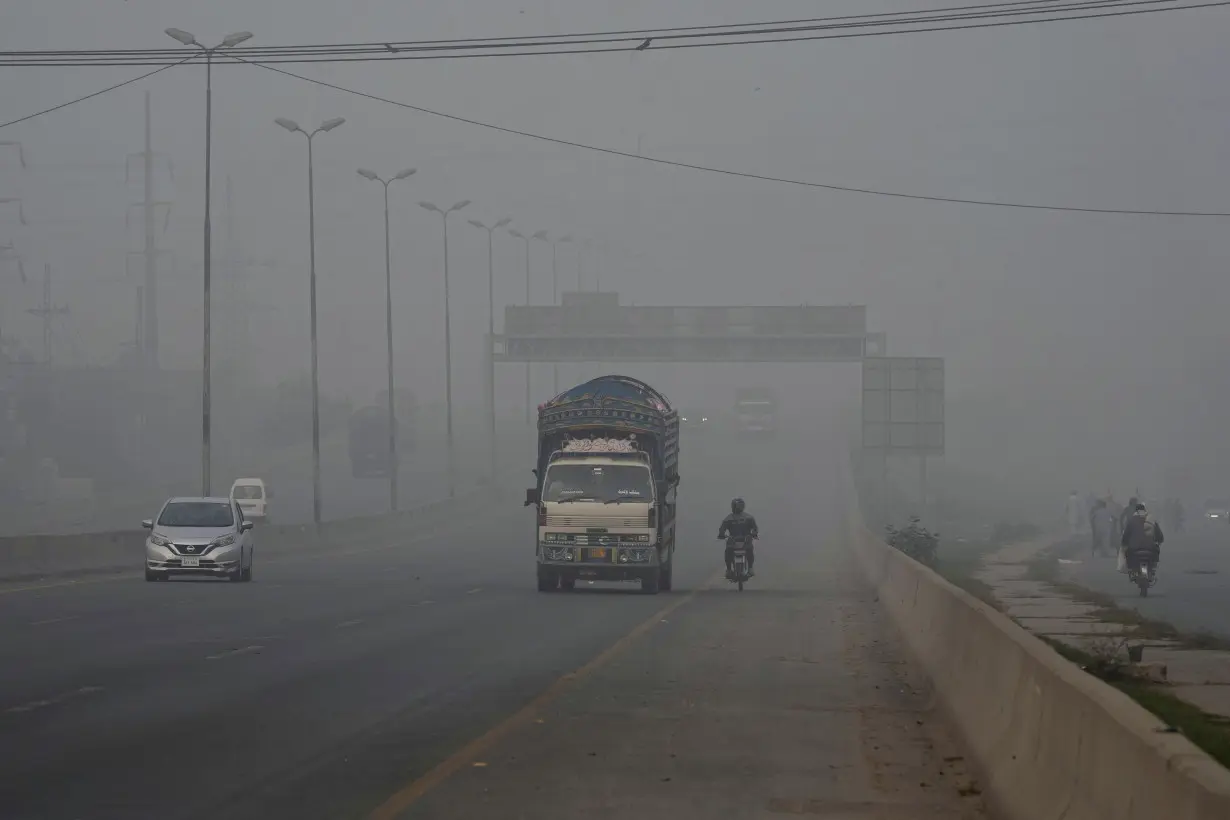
150,534,172,548
212,534,237,548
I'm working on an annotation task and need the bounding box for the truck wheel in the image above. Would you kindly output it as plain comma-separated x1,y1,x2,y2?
559,575,576,592
536,567,558,592
659,559,673,591
641,568,661,595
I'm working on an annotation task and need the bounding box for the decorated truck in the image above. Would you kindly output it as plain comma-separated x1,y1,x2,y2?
525,375,680,594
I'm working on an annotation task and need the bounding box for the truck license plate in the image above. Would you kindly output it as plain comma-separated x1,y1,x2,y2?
181,557,200,567
589,548,607,559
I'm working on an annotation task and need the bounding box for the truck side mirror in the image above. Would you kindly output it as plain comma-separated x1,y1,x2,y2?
531,468,539,478
524,487,540,506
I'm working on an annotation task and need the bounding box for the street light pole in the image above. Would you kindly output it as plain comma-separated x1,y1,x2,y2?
508,229,533,426
165,27,253,497
358,167,416,512
468,217,511,480
548,234,572,394
275,116,346,525
420,199,471,498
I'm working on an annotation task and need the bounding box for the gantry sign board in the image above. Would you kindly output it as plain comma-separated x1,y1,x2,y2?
495,303,884,363
861,357,944,456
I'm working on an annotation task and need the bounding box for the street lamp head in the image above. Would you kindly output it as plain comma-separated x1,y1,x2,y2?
221,31,254,48
468,220,486,230
508,229,524,239
449,200,471,213
559,234,573,243
357,169,379,181
394,168,417,180
275,117,301,134
494,217,512,229
165,28,197,46
319,117,346,132
532,230,548,241
419,201,442,213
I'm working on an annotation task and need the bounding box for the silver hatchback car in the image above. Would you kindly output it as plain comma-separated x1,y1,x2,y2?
143,496,255,582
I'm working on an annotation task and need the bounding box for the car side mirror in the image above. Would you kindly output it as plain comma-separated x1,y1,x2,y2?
524,487,540,507
241,521,254,532
141,519,154,530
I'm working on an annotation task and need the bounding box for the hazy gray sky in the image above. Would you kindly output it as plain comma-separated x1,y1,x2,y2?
2,1,1228,492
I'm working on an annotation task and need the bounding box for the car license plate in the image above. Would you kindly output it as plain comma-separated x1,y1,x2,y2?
589,548,607,559
181,557,200,567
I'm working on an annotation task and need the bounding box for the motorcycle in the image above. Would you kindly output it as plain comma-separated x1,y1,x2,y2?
1125,549,1159,597
723,534,756,591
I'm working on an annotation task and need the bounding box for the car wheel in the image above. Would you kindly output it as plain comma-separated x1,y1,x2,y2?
145,568,162,582
229,553,244,583
241,557,253,582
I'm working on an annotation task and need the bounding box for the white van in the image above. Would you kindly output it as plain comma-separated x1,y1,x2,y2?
229,477,271,522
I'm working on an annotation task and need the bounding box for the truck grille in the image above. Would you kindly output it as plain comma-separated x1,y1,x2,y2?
544,514,647,528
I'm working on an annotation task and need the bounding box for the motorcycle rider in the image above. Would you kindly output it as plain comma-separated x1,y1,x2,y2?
718,497,759,579
1120,503,1164,574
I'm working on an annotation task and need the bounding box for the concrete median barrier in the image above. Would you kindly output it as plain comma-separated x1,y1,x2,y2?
843,474,1230,820
0,481,511,583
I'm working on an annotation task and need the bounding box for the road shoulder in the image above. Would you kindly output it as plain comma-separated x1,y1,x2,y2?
376,553,987,819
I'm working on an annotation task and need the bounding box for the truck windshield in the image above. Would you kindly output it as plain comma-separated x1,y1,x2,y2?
543,464,653,503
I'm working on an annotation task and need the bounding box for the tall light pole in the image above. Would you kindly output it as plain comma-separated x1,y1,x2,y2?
358,167,416,512
537,233,571,394
275,116,346,525
508,229,534,426
164,27,253,497
419,199,471,498
468,216,512,480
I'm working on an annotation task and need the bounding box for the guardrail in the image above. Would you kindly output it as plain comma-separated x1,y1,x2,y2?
841,461,1230,820
0,478,515,583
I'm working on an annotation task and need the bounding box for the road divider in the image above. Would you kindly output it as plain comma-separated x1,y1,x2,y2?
0,479,512,584
842,466,1230,820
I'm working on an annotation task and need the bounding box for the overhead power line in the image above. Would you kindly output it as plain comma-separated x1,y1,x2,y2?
0,0,1223,66
0,60,187,130
238,56,1230,217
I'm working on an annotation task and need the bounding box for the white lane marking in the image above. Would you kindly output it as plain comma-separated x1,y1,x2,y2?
335,619,364,629
411,600,435,607
30,616,78,626
466,588,482,595
5,686,103,715
206,645,264,660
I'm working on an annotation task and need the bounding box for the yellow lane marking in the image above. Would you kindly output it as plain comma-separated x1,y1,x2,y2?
366,568,723,820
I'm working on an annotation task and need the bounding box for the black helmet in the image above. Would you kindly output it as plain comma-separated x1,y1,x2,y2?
731,497,745,514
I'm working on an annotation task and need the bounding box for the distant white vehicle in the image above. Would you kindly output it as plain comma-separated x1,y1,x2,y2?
229,477,271,521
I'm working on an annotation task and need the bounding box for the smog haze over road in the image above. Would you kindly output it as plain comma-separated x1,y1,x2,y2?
2,1,1229,817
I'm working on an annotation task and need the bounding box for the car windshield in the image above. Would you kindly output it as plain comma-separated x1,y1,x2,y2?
543,463,653,503
158,501,234,528
233,485,263,500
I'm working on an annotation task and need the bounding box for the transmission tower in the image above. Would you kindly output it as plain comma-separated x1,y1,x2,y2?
25,264,68,365
125,91,173,371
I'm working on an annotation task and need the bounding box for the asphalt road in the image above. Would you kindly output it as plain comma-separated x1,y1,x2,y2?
1061,520,1230,638
0,434,986,820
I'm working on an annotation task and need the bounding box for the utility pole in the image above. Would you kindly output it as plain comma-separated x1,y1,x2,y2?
26,263,68,365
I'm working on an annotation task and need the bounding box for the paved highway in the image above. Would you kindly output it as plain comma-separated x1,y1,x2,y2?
0,435,986,820
1061,521,1230,638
